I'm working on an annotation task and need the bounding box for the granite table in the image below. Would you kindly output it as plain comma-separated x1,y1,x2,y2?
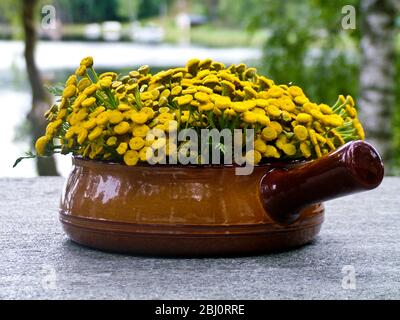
0,177,399,299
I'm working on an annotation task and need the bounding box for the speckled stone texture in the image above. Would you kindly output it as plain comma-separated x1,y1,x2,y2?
0,177,399,299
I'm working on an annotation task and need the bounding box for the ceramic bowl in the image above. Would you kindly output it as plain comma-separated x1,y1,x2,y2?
59,140,383,256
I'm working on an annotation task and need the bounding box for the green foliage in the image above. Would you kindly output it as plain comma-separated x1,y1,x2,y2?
54,0,118,23
13,152,36,168
244,0,399,172
217,0,260,28
392,55,400,174
246,0,361,105
136,0,162,20
44,83,64,96
53,0,166,23
116,0,140,21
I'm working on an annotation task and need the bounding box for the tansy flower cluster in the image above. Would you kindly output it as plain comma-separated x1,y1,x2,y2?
34,56,365,166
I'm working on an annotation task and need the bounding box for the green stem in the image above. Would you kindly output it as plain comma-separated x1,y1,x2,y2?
90,67,99,82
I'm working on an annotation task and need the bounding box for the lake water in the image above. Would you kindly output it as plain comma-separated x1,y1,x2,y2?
0,40,261,177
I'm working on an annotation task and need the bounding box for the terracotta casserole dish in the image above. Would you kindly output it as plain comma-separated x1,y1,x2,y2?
59,140,383,256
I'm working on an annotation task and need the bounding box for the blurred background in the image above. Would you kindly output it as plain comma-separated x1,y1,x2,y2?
0,0,399,177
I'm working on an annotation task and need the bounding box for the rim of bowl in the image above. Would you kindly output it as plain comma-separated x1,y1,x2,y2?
72,155,309,169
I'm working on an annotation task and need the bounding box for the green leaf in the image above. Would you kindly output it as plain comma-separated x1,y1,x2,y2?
13,152,36,168
207,111,217,129
44,83,64,96
133,87,143,110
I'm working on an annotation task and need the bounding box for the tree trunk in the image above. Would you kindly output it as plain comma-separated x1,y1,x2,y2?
359,0,397,171
21,0,59,176
207,0,219,22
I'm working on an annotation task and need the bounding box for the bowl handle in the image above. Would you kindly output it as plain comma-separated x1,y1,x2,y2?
259,140,384,225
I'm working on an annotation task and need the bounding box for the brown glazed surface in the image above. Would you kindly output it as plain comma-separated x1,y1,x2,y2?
260,140,384,225
59,140,383,256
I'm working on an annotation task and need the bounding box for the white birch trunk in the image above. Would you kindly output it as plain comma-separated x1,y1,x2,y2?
359,0,398,167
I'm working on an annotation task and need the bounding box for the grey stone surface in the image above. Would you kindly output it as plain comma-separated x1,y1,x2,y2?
0,177,399,300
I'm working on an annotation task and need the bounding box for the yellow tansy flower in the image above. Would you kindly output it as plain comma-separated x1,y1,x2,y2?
171,86,182,96
199,102,214,112
66,75,77,86
347,95,355,107
63,85,76,98
296,113,312,124
245,150,262,165
268,85,284,98
88,126,103,141
80,56,93,68
266,105,282,118
294,125,308,141
177,95,193,106
300,142,311,158
106,136,118,146
242,111,258,124
77,128,88,144
116,142,128,155
257,114,270,126
129,137,145,150
109,110,124,124
118,103,132,111
288,86,303,97
88,106,105,118
76,109,88,121
319,104,333,115
124,150,139,166
99,71,117,80
214,96,231,109
114,121,130,135
232,102,249,113
82,97,96,108
194,92,210,103
141,107,155,120
282,143,296,156
353,119,365,140
56,108,67,120
71,94,87,110
83,118,97,130
96,111,109,126
264,145,280,158
77,78,91,92
254,139,267,153
131,112,148,124
269,121,283,134
138,147,150,162
187,58,200,75
322,114,344,127
30,56,367,166
65,126,77,139
132,124,150,138
294,95,309,105
243,86,258,99
35,135,50,156
83,84,98,96
75,65,86,76
157,112,174,124
309,129,318,145
98,77,112,89
182,87,197,95
261,127,277,141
